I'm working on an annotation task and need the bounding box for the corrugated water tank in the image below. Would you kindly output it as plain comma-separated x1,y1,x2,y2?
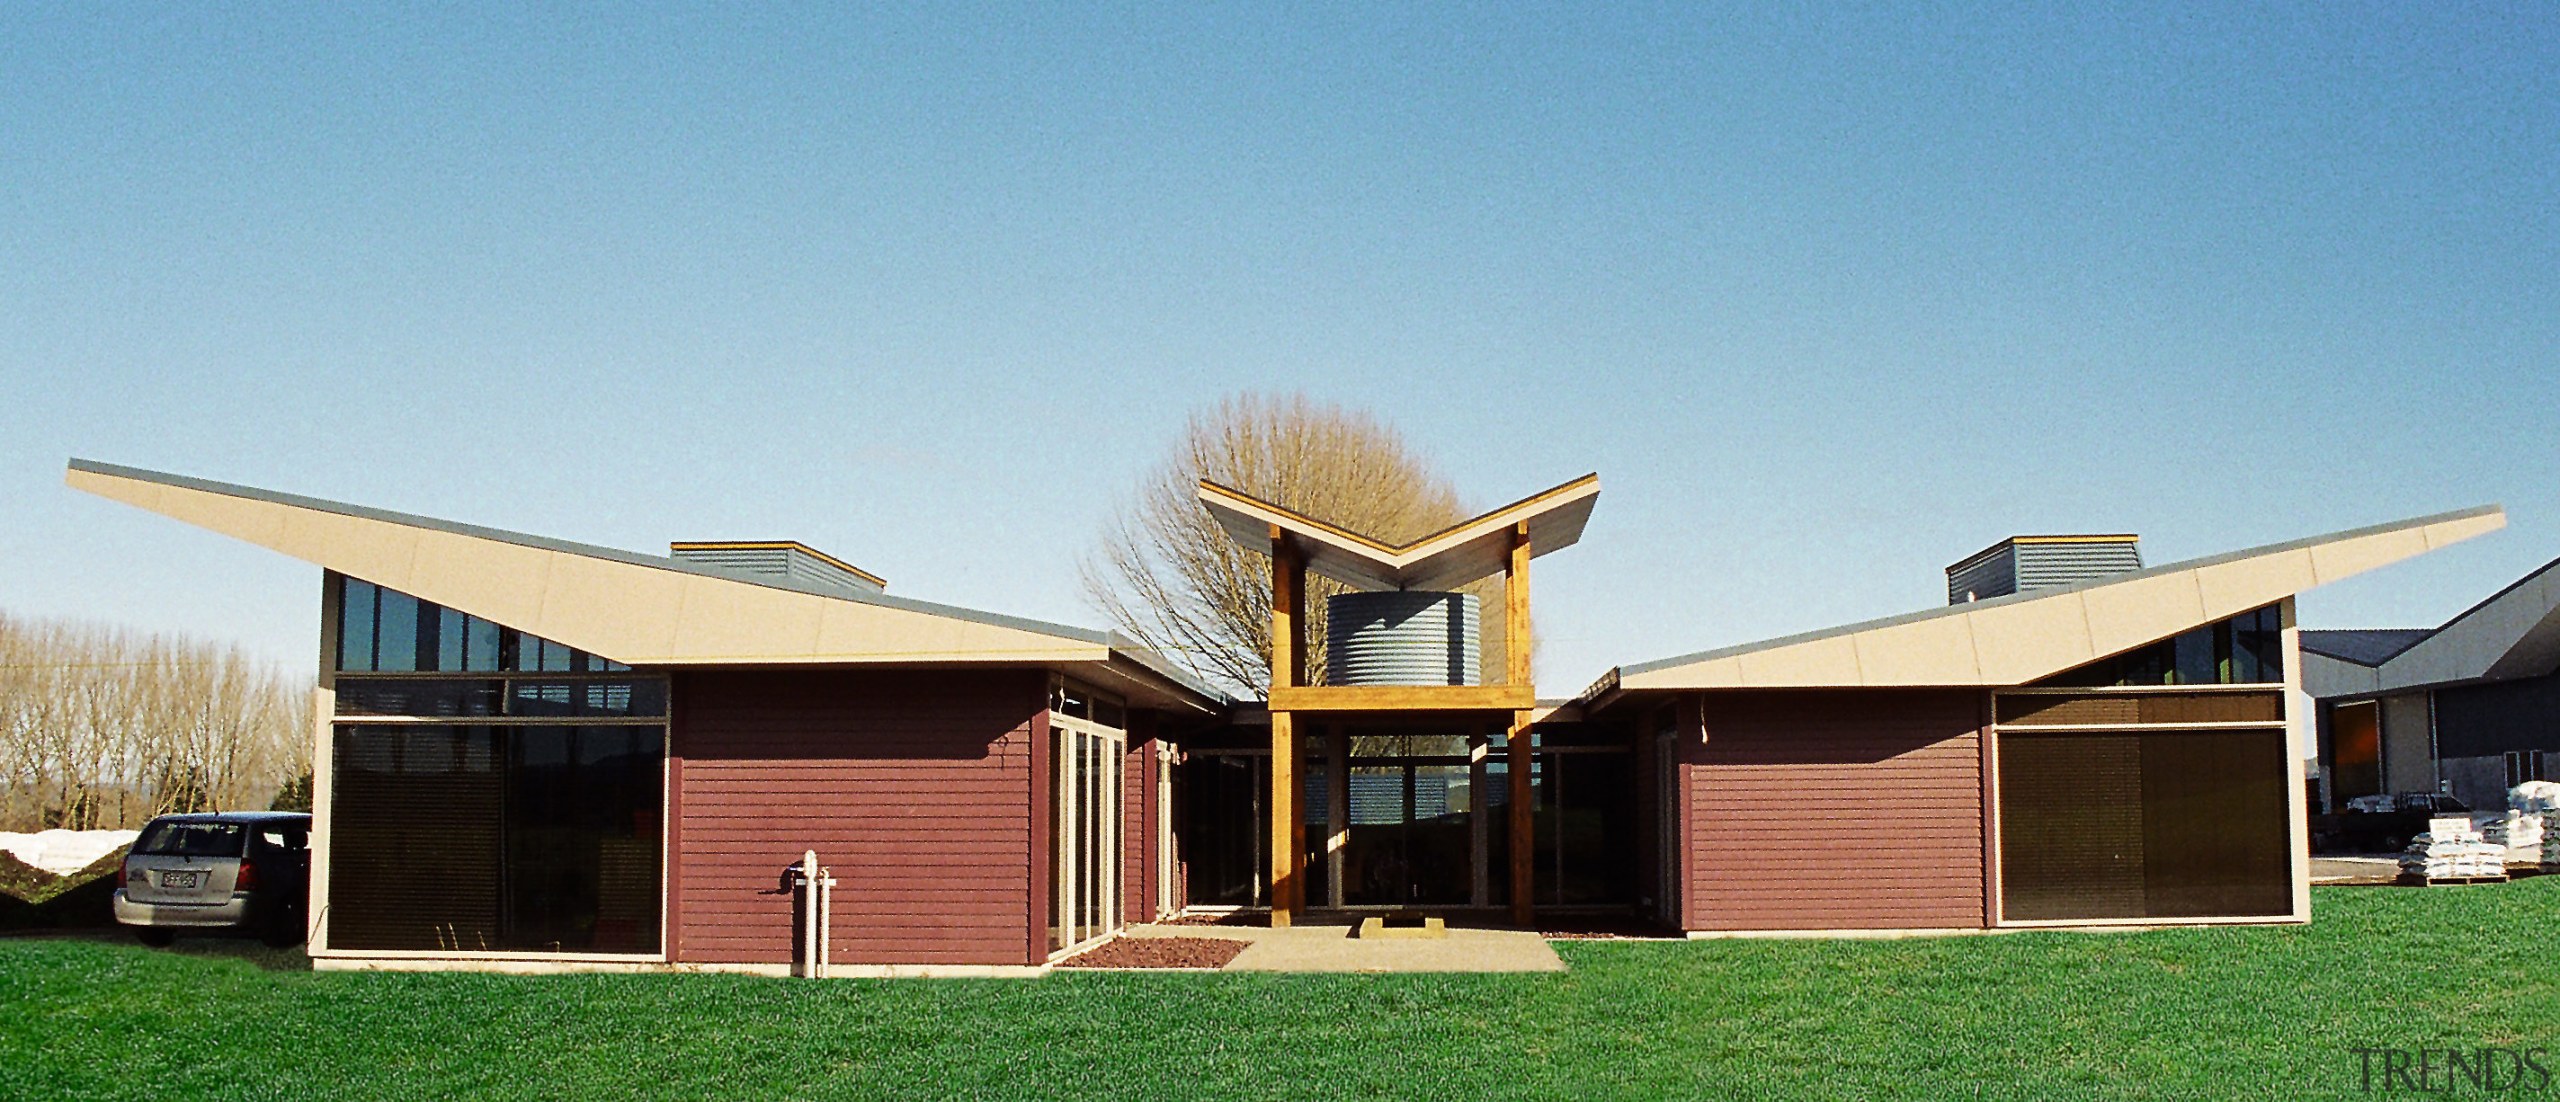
1326,591,1480,686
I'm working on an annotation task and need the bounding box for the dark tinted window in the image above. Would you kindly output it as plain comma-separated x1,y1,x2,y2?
332,575,622,675
330,725,662,953
2037,605,2287,687
2000,729,2292,921
135,821,248,857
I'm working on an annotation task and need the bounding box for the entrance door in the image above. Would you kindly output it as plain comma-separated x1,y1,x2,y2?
1341,758,1476,907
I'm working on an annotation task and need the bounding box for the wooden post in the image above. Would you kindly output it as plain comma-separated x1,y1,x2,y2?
1269,527,1303,927
1506,523,1535,927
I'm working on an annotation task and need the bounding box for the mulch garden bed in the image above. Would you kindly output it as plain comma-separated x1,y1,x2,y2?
1055,936,1248,970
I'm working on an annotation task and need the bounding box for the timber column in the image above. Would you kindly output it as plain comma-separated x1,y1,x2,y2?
1506,523,1535,926
1190,474,1601,933
1268,527,1305,927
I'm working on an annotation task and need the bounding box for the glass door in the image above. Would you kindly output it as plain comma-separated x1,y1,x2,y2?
1047,683,1125,956
1340,743,1478,908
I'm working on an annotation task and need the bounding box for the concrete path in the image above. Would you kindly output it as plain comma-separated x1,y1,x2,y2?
1122,921,1564,973
2311,856,2402,883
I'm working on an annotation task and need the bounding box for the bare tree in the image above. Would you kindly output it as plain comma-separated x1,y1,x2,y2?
0,610,311,832
1081,393,1505,695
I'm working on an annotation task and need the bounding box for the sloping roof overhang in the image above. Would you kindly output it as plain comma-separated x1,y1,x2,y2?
1196,474,1600,591
2317,554,2560,697
1583,504,2504,703
66,460,1228,713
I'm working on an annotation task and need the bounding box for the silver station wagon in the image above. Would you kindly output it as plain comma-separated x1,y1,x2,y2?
114,811,312,947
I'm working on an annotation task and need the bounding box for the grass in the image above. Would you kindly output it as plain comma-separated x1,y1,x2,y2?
4,881,2554,1100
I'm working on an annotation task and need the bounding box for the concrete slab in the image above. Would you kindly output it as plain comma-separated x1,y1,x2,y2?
1122,921,1564,974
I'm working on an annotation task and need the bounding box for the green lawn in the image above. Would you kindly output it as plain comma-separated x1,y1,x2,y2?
4,881,2553,1101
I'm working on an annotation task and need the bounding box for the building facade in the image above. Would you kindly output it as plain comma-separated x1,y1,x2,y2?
2304,557,2560,813
66,458,2503,971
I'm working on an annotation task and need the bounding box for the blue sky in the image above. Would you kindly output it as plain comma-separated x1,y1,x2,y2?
2,5,2553,689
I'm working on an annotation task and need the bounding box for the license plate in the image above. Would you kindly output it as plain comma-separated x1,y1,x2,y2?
161,871,200,889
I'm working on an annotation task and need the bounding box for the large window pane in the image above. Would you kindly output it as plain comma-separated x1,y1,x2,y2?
329,726,501,950
2000,729,2291,921
328,724,662,953
505,726,665,954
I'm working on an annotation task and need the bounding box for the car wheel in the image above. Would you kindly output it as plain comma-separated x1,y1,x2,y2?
134,928,175,948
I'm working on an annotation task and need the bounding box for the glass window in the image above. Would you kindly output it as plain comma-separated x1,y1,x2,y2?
465,616,502,672
339,578,377,672
2037,605,2286,687
375,589,420,673
329,724,662,953
437,606,467,672
2000,729,2291,921
2171,627,2217,686
134,820,249,857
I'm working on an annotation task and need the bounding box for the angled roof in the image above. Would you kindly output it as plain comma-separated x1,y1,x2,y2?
1588,504,2503,696
2300,629,2435,666
1196,474,1600,592
66,460,1227,711
2311,554,2560,696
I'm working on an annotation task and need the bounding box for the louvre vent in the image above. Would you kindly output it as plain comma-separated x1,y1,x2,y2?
671,542,885,593
1947,536,2142,604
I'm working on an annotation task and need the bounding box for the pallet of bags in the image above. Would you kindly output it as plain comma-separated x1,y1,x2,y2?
2400,820,2505,883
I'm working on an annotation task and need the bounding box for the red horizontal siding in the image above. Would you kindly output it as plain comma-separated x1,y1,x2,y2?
1682,690,1987,932
670,668,1041,967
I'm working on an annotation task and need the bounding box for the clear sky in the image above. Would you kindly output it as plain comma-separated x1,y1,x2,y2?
3,5,2553,690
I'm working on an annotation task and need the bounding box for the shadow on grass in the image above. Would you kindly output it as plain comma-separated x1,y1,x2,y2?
9,927,312,973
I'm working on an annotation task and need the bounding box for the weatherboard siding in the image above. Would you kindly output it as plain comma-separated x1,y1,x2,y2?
669,668,1043,967
1680,690,1987,931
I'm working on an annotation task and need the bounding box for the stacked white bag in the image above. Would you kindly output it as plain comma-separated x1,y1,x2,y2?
2510,781,2560,866
2398,816,2506,881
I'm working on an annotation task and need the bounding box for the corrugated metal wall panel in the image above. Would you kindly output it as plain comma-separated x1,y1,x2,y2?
1679,690,1986,931
1946,539,2142,605
2014,541,2144,592
670,668,1041,967
670,545,885,594
1946,544,2019,604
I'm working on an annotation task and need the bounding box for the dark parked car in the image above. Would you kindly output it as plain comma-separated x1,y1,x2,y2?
2311,793,2472,854
113,811,311,947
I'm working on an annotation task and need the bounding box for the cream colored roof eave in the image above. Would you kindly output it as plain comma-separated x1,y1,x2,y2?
2366,553,2560,694
1195,474,1600,592
65,460,1228,707
1609,504,2505,692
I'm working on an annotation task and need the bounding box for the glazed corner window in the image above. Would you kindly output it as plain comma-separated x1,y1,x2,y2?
332,574,625,674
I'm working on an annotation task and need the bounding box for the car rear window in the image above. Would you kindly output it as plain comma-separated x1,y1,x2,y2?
134,821,248,857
